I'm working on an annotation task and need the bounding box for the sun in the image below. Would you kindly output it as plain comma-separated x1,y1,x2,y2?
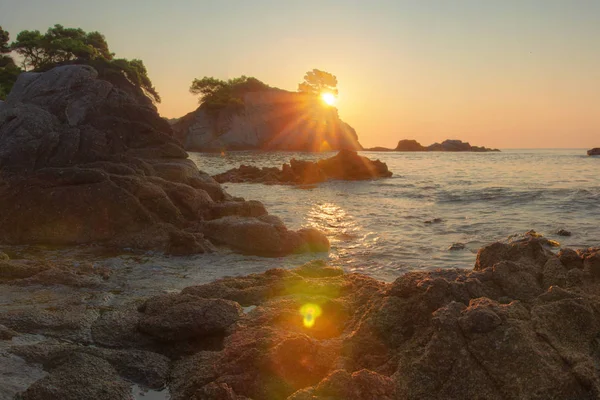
321,92,336,106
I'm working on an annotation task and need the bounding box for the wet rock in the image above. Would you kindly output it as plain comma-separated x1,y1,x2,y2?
138,295,243,341
558,248,583,270
581,248,600,278
11,340,170,390
289,369,396,400
202,216,329,256
0,252,9,261
170,351,220,400
448,242,465,251
15,352,131,400
91,303,155,349
0,323,18,340
557,228,572,236
0,261,49,282
0,305,99,343
166,230,214,256
213,150,392,185
424,218,442,224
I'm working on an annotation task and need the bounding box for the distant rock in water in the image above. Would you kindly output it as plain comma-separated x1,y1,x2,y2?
396,139,427,151
213,150,392,185
172,89,362,152
0,65,329,256
588,148,600,156
363,146,395,152
394,139,499,152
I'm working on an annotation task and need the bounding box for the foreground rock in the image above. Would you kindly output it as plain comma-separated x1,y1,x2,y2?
366,139,499,152
0,65,328,256
213,150,392,185
588,148,600,156
172,89,362,152
9,235,600,399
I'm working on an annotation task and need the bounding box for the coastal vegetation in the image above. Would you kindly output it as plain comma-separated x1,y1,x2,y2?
189,75,270,112
0,26,21,99
298,68,338,97
0,24,159,102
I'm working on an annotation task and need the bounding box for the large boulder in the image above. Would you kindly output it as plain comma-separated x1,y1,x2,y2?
172,89,362,152
0,65,329,256
213,150,392,185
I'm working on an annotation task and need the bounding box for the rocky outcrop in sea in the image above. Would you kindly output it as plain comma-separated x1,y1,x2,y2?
588,148,600,156
0,65,328,256
213,150,392,185
2,234,599,399
172,90,362,152
366,139,499,152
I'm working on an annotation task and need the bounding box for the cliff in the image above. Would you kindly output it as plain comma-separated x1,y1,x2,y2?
172,89,362,152
0,66,328,256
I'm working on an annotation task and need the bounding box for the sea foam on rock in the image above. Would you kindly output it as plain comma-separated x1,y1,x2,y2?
0,65,328,256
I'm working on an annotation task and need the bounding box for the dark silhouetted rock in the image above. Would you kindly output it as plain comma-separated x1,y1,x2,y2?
395,139,426,151
588,148,600,156
393,138,499,152
213,150,392,185
557,229,572,236
0,65,328,257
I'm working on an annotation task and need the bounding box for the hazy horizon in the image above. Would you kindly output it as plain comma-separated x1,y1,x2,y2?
2,0,599,149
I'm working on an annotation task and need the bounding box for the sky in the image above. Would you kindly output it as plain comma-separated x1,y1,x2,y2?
2,0,599,148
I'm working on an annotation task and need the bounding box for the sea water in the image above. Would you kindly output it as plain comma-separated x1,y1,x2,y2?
188,149,600,281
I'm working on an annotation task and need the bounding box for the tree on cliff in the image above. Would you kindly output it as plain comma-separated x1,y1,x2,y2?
11,24,113,70
190,75,269,110
0,26,10,54
0,26,22,100
298,69,338,96
7,24,159,103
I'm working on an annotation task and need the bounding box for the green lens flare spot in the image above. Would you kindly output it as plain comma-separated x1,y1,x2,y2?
300,303,322,328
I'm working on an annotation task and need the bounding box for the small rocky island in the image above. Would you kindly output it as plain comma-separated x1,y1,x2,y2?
366,139,500,152
172,89,362,152
588,148,600,156
213,150,392,185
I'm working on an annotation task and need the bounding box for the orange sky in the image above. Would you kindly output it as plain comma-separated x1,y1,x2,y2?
3,0,600,148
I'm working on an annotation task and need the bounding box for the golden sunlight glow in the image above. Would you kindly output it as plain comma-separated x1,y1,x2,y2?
321,92,336,106
300,303,322,328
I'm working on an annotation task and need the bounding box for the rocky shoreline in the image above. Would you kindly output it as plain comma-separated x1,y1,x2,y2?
1,233,599,399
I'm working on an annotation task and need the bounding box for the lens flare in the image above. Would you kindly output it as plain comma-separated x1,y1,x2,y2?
300,303,322,328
